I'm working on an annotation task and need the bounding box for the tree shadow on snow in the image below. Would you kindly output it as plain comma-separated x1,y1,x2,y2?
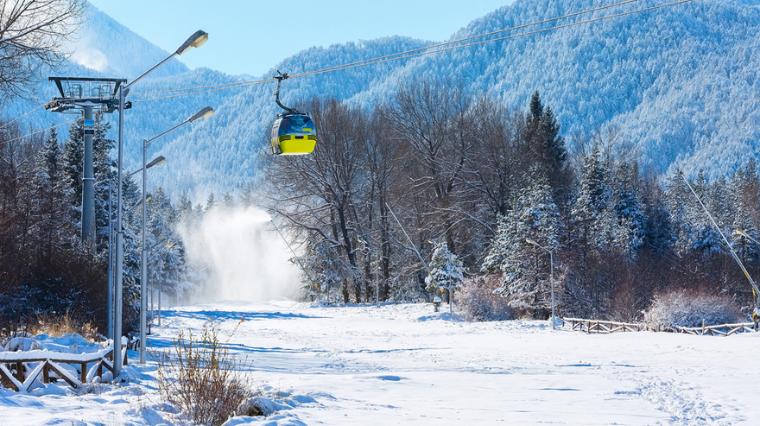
158,310,325,322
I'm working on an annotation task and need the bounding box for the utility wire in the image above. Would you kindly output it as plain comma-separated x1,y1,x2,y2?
134,0,692,102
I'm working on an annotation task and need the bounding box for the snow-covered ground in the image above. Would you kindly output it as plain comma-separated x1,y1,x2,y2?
2,302,759,425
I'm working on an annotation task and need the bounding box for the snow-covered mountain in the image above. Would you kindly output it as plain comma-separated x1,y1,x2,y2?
353,0,759,178
2,0,758,198
68,5,188,78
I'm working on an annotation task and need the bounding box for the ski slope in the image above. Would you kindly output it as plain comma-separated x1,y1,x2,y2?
2,302,758,425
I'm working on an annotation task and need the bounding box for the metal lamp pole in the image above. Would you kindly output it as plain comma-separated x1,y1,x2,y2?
138,106,214,364
735,229,760,247
112,30,209,379
526,239,557,329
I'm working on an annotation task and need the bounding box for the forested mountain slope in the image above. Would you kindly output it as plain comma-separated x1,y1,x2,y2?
2,0,757,197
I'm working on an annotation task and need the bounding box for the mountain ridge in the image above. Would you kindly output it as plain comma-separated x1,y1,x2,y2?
2,0,758,199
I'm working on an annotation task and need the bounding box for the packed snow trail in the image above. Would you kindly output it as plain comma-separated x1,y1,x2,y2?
2,302,758,425
154,302,755,425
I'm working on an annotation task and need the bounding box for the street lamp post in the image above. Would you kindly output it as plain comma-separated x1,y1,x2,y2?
735,229,760,247
138,106,214,364
733,229,760,330
526,238,558,329
113,30,208,379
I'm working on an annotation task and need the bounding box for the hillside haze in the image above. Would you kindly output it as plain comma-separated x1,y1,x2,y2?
3,0,758,199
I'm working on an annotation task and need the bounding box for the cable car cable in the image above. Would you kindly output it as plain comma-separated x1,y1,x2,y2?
141,0,646,99
134,0,691,102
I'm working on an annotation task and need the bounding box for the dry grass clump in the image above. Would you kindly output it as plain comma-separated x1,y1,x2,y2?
158,327,250,426
30,311,99,340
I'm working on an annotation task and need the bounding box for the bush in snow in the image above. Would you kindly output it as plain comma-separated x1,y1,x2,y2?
459,275,514,321
643,289,743,329
158,327,250,426
425,241,464,312
31,311,99,341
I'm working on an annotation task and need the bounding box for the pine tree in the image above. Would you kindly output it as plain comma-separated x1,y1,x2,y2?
610,162,646,257
690,171,723,255
61,118,84,232
205,193,215,212
120,174,143,328
482,214,512,273
484,171,561,317
301,238,348,304
425,241,464,313
223,192,234,208
571,144,610,252
31,128,66,261
732,160,760,261
505,177,560,316
93,114,116,253
146,187,186,303
522,91,570,201
665,169,693,255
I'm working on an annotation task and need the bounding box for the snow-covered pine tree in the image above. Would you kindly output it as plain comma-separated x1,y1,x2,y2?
31,128,67,261
689,171,723,255
300,238,349,304
522,91,569,201
61,118,84,233
570,144,610,253
223,192,234,207
482,213,513,273
146,187,186,303
93,113,116,253
494,171,561,317
610,162,646,258
120,174,143,328
665,169,694,255
205,193,215,212
425,240,464,313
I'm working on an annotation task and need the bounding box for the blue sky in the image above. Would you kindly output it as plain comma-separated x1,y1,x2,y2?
89,0,513,76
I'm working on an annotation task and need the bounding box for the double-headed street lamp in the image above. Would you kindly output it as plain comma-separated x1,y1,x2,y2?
526,238,559,330
113,30,208,379
138,106,214,364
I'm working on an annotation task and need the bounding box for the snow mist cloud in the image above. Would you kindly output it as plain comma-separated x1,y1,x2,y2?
178,205,301,303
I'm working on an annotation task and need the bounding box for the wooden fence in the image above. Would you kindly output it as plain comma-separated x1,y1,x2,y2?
0,345,129,392
563,318,757,336
564,318,646,334
668,322,757,336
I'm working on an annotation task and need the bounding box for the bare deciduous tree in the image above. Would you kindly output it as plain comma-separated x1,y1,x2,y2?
0,0,83,97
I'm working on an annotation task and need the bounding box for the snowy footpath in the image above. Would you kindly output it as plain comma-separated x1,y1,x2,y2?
2,302,759,425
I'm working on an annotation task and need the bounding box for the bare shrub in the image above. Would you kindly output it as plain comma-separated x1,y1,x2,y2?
459,274,514,321
643,289,743,329
157,327,250,426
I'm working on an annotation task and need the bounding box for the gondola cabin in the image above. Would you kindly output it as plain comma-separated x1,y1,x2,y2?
270,113,317,155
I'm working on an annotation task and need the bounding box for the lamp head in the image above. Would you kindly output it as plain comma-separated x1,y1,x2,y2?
146,155,166,170
175,30,208,55
188,106,214,122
